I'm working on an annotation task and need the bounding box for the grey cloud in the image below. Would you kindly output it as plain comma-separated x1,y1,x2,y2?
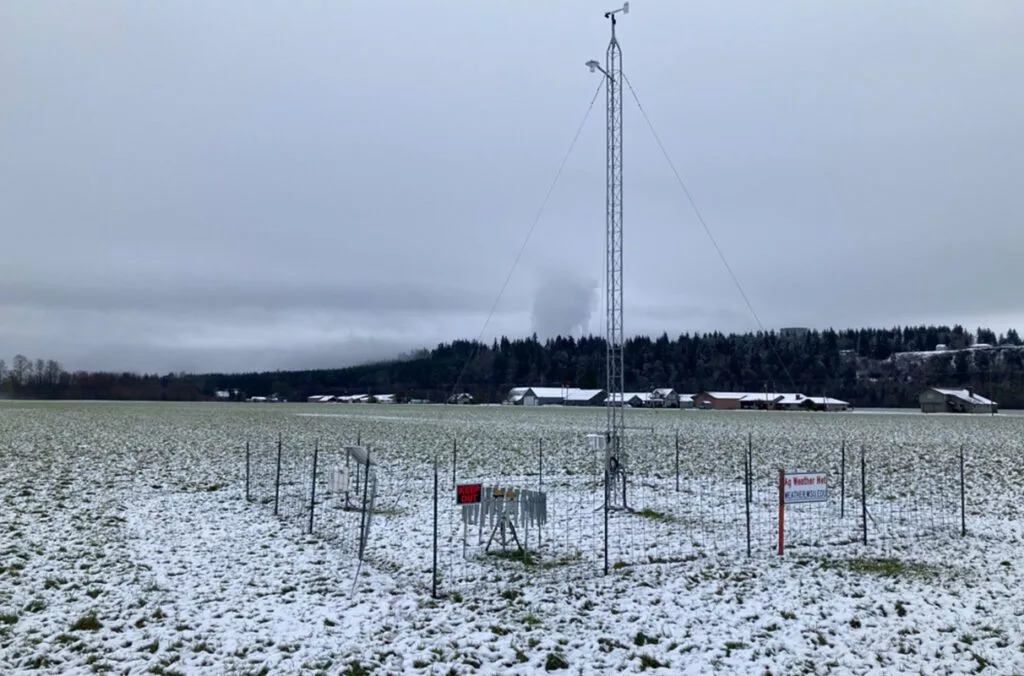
531,271,598,339
1,1,1021,372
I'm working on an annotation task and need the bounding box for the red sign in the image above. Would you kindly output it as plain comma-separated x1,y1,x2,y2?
456,483,482,505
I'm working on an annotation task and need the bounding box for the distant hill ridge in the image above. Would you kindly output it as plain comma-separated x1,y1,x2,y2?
3,325,1022,407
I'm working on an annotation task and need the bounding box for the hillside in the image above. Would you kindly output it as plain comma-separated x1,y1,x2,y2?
3,325,1022,407
198,325,1024,408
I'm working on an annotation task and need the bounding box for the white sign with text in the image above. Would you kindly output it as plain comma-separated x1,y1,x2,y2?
784,472,827,504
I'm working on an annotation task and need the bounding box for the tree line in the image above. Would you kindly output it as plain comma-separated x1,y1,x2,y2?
3,324,1023,408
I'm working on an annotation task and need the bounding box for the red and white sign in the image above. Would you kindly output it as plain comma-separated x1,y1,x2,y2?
784,472,828,504
456,483,482,505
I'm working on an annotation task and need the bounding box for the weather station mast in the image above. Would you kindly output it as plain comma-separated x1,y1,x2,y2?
587,1,628,521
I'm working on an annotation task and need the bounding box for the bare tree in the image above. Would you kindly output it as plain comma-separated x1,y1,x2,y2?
44,360,64,387
11,354,29,386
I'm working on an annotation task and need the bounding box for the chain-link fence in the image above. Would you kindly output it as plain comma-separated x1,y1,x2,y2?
242,423,970,597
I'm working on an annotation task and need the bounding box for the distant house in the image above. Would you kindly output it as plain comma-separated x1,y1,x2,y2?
693,392,748,410
803,396,851,412
651,388,680,408
678,394,695,410
608,392,651,407
448,393,474,405
920,388,997,414
505,387,570,406
371,394,395,404
773,393,810,411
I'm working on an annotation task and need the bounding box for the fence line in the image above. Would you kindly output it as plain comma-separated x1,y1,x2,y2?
242,430,971,597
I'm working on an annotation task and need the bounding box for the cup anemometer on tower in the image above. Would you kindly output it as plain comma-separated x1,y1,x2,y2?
586,2,630,525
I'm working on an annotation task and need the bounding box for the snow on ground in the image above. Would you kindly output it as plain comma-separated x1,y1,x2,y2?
2,401,1024,674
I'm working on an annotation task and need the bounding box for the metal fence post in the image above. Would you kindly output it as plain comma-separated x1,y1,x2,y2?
452,437,457,488
674,430,680,493
273,433,282,516
432,453,439,599
959,443,966,537
308,439,319,534
538,437,543,550
860,445,867,546
744,446,751,558
358,448,372,563
840,439,846,519
746,433,753,505
245,440,251,502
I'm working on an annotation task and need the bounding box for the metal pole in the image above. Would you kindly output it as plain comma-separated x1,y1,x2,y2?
603,462,610,575
358,448,372,562
960,443,966,537
745,449,751,558
432,454,439,599
860,445,868,546
273,433,282,516
674,430,680,493
749,436,757,503
840,440,846,519
308,439,319,535
591,3,627,511
777,468,785,556
538,437,543,550
245,440,251,502
452,437,457,488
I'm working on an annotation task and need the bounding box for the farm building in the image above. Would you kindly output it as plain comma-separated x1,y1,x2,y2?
505,387,573,406
608,392,652,407
919,388,997,414
564,389,607,406
694,391,829,411
651,388,680,408
804,396,851,412
447,393,474,404
693,392,748,410
678,394,695,409
773,393,810,411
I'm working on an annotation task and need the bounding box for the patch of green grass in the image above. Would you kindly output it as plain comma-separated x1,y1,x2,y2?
70,613,102,631
342,661,372,676
0,613,19,626
23,598,46,613
491,625,510,636
822,556,940,579
639,653,667,670
635,507,676,523
544,651,569,671
634,631,658,647
489,549,537,566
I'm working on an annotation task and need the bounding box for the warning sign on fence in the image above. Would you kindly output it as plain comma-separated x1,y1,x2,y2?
456,483,483,505
784,472,827,504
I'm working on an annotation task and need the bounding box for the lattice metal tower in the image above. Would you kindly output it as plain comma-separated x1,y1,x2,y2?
588,2,628,515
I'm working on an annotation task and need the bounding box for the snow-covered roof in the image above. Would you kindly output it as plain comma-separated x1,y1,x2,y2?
806,396,849,405
565,389,604,402
528,387,572,399
702,392,757,400
679,394,695,402
374,394,395,402
652,388,676,397
775,393,808,405
740,393,781,403
932,388,996,406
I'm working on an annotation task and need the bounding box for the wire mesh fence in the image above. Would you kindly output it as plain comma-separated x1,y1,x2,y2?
241,425,970,597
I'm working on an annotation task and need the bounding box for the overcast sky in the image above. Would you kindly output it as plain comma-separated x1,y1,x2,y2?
2,1,1022,374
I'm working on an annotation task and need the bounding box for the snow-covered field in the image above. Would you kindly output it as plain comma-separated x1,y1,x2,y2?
2,401,1024,674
